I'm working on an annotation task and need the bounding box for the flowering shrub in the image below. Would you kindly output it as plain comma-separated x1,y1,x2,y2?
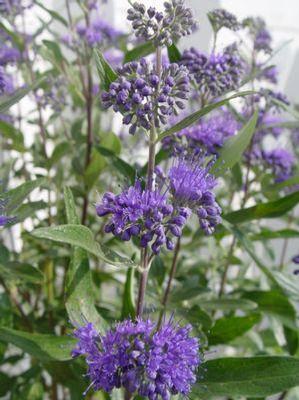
0,1,299,399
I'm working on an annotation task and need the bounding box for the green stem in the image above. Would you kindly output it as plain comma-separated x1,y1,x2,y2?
157,238,181,328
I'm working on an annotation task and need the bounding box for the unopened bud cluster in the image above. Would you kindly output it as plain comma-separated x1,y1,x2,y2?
127,0,197,47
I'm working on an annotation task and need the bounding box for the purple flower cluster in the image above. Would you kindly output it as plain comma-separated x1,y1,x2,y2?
96,180,186,254
72,318,200,399
169,159,222,235
164,110,239,156
101,58,190,134
181,44,244,98
243,17,272,54
208,8,240,33
0,0,32,16
127,0,197,47
292,255,299,264
263,148,295,183
257,65,278,84
0,45,20,66
75,18,122,47
0,68,14,95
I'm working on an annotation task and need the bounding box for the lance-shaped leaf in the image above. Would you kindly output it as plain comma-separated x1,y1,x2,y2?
224,190,299,224
1,178,46,214
156,91,254,142
63,187,107,332
0,327,75,362
167,44,181,63
94,49,118,91
194,356,299,398
211,110,258,175
0,77,46,113
124,41,155,63
32,224,136,268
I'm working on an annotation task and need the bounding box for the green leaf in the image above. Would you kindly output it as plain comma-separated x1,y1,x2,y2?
0,262,44,284
272,271,299,301
156,91,254,142
121,268,136,319
251,228,299,241
84,148,106,189
96,146,136,184
0,77,46,113
224,191,299,224
32,224,136,268
0,120,25,152
167,44,181,62
0,327,74,362
200,298,257,311
242,290,297,330
195,356,299,398
1,178,46,214
182,305,212,331
42,40,65,64
12,201,47,224
264,175,299,193
64,187,107,332
35,0,68,26
124,42,155,63
94,49,118,91
208,314,261,345
211,110,258,175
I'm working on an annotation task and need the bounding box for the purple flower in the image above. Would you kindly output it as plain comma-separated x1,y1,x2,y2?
96,181,185,254
101,58,190,134
257,65,278,84
72,318,200,398
292,255,299,264
243,17,272,54
0,0,32,16
208,8,240,33
75,18,122,47
181,44,244,98
0,45,21,66
164,110,239,156
263,148,295,183
0,68,14,94
169,158,221,235
127,0,197,47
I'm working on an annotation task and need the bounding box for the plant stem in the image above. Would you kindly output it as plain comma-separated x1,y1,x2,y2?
135,46,162,319
157,238,181,328
81,13,94,225
218,237,236,298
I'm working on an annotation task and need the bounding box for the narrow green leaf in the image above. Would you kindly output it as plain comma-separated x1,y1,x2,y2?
0,262,44,284
35,0,68,26
94,49,118,91
0,77,46,113
211,110,258,174
96,146,136,184
121,268,136,319
0,327,74,362
63,187,107,331
272,271,299,301
251,228,299,241
264,175,299,193
167,44,181,62
32,224,136,268
224,191,299,224
0,120,25,152
156,91,254,142
242,290,297,330
209,314,261,345
1,178,46,214
200,298,257,311
195,356,299,398
124,41,155,63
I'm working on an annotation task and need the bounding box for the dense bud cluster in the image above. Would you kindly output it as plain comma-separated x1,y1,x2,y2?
75,18,122,47
208,8,240,33
163,110,239,156
127,0,197,47
181,44,244,98
243,17,272,54
168,159,222,235
101,58,190,134
72,318,200,399
263,148,295,183
96,158,221,251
